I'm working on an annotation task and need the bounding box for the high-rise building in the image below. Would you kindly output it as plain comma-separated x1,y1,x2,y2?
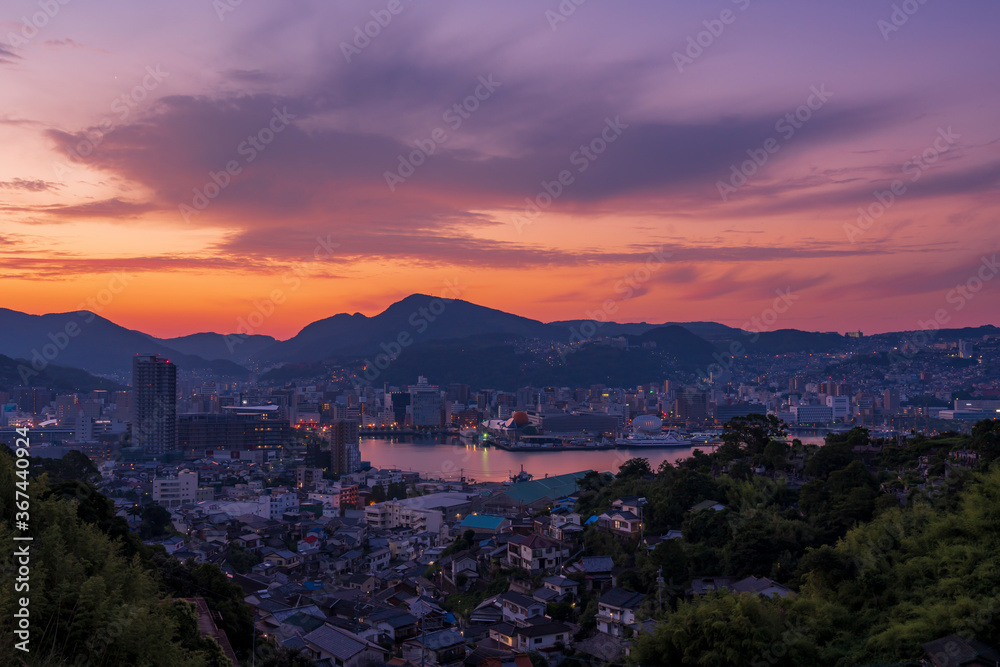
132,354,177,456
388,392,410,425
883,389,900,416
13,387,52,415
446,383,471,405
55,394,79,425
329,419,361,475
408,377,442,427
676,387,709,419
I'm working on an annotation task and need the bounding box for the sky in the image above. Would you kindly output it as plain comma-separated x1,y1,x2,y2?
1,0,998,339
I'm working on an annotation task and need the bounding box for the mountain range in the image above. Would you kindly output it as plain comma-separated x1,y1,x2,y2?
0,296,995,391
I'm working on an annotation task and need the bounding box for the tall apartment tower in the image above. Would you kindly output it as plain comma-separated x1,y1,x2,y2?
132,354,177,456
883,389,900,416
329,419,361,475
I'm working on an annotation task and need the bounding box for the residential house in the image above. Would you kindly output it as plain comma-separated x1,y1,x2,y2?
257,605,326,643
498,592,546,626
370,608,419,645
344,573,377,595
506,534,565,573
541,576,579,601
260,547,301,568
730,576,795,598
457,514,511,537
689,500,726,512
234,533,262,551
447,554,479,588
367,547,391,574
410,596,448,631
565,556,614,592
548,508,583,542
489,622,572,654
612,497,646,515
687,576,794,599
687,577,733,597
511,622,572,653
596,509,642,538
402,629,467,667
469,596,504,625
596,588,645,637
300,624,389,667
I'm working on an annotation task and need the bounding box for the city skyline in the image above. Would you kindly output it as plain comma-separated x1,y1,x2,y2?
2,0,999,338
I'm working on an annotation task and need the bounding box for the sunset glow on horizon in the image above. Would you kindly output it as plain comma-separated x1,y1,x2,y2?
2,0,999,339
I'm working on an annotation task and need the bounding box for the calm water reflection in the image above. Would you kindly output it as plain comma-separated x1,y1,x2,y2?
360,436,720,482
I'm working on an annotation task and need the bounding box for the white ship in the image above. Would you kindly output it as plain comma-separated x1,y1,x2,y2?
615,430,693,447
616,414,692,447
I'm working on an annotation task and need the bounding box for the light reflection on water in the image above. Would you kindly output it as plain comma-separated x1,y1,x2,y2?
359,436,720,482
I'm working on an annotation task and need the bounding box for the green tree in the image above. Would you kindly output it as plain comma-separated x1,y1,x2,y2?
729,460,753,481
0,451,233,665
762,439,790,471
628,593,816,666
618,457,653,478
140,502,173,538
227,545,263,574
718,414,787,460
970,418,1000,463
57,449,101,482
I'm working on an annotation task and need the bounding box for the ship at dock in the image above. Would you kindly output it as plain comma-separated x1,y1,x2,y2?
615,430,693,447
614,415,693,448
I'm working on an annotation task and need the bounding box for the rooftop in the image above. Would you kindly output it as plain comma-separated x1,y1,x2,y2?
496,471,592,505
599,587,645,609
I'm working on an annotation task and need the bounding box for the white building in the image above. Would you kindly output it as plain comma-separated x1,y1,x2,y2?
365,501,442,534
596,588,645,637
268,491,299,519
825,395,850,420
363,492,472,534
153,471,198,508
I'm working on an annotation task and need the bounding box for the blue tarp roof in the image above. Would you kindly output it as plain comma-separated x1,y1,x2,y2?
459,514,507,530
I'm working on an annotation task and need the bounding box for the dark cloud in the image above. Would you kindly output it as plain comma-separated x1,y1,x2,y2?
0,43,21,65
0,178,59,192
2,197,156,220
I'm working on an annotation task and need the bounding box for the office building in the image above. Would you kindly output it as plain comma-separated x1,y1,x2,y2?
790,405,834,424
675,387,709,420
825,395,850,420
408,377,442,427
178,406,290,455
714,402,766,423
